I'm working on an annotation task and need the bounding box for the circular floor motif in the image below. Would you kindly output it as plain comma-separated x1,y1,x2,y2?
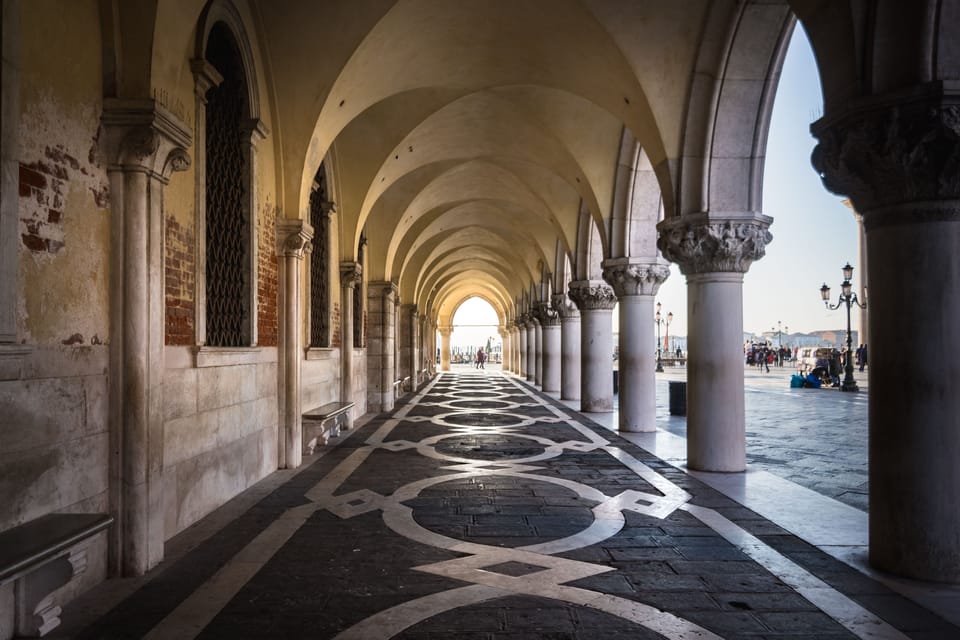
408,476,596,548
447,390,512,400
442,411,526,427
434,435,547,460
445,399,513,410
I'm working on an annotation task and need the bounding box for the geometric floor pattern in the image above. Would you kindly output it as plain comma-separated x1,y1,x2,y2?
71,372,959,639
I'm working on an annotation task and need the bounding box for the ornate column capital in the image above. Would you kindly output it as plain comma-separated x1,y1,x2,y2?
601,259,671,297
438,325,453,338
567,280,617,311
277,219,314,259
657,214,772,275
370,280,398,300
811,90,960,217
532,301,560,326
551,293,580,320
339,262,363,288
100,98,193,179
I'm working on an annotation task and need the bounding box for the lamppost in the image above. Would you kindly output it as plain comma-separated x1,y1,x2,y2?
655,303,672,372
820,262,867,392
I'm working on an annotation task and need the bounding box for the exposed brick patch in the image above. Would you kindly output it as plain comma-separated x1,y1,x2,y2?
165,216,195,345
61,333,84,345
257,208,278,347
18,144,109,255
331,302,341,348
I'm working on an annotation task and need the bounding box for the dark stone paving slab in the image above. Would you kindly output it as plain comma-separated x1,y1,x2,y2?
71,372,959,639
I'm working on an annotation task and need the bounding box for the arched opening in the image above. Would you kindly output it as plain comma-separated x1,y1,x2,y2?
450,297,501,366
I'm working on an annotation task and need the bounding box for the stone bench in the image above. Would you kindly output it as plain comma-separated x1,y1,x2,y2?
0,513,113,637
302,401,354,455
393,378,403,398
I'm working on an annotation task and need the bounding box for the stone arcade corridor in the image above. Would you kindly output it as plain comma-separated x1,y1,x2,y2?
64,372,957,639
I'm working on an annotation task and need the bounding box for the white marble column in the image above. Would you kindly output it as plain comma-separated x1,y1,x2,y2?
539,311,561,393
367,281,397,412
409,307,420,392
553,293,581,401
517,319,528,378
568,281,617,412
340,262,362,428
658,215,772,472
439,326,452,371
102,102,192,575
602,260,670,432
278,220,313,469
534,317,543,386
525,319,537,382
812,99,960,583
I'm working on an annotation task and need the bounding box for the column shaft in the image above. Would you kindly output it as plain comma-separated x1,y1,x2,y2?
525,323,536,381
617,296,656,431
534,322,543,385
686,272,746,471
439,327,452,371
579,308,614,411
541,322,561,392
868,213,960,581
560,315,580,400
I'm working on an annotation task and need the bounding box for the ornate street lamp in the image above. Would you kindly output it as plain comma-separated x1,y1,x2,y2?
655,302,664,372
821,262,866,392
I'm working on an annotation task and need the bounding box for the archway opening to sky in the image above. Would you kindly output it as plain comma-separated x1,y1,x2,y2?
451,297,502,365
654,22,858,350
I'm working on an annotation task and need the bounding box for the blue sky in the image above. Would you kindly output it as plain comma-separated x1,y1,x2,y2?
454,25,860,344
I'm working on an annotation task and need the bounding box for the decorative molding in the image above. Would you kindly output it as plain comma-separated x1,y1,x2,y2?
567,280,617,311
601,260,670,297
532,301,560,326
657,215,772,275
551,293,580,320
369,280,399,299
339,262,363,288
278,219,314,258
811,91,960,212
194,346,268,368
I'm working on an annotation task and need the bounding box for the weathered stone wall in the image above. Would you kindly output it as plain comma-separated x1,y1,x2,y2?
1,1,110,537
162,348,279,537
302,349,340,411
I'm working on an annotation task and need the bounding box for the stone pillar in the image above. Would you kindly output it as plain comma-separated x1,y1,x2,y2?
658,215,772,471
537,307,561,393
602,260,670,432
568,281,617,412
525,319,537,382
340,262,362,427
812,97,960,583
278,220,312,469
439,326,452,371
101,100,191,575
501,323,511,372
534,317,543,385
553,293,580,400
409,307,420,392
517,318,528,377
367,282,397,412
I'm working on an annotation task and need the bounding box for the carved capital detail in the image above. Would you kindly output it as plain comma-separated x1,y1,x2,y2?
601,260,671,297
532,301,560,326
657,216,772,275
567,280,617,311
278,219,314,258
551,293,580,320
340,262,363,288
811,92,960,212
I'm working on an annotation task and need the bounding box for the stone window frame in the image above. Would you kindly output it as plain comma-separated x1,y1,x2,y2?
305,168,334,356
190,0,268,368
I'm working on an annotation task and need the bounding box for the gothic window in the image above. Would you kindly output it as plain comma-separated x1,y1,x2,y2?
204,23,250,347
309,165,330,348
354,231,366,348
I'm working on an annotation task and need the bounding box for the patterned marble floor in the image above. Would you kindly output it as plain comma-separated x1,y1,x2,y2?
66,372,958,639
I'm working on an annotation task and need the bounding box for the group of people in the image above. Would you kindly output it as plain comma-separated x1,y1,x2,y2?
744,343,793,372
475,348,486,369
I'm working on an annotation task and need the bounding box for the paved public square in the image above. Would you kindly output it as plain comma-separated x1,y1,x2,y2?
654,364,869,512
58,369,960,639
